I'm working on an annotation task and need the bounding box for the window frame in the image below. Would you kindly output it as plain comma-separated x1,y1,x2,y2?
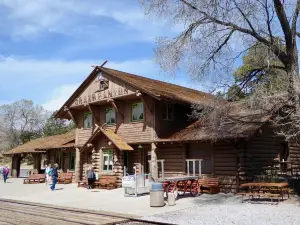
102,149,113,173
83,112,92,128
105,108,116,125
162,102,174,121
131,102,144,122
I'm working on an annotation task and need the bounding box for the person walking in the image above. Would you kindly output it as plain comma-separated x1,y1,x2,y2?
3,166,9,183
45,164,52,186
87,167,96,189
50,164,58,191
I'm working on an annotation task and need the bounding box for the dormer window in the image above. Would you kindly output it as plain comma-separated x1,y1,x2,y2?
84,112,92,128
132,102,144,122
105,108,116,125
162,102,173,121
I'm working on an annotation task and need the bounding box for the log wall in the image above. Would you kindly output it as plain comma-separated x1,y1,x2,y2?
75,93,155,146
156,144,186,177
155,101,191,138
289,143,300,172
241,124,283,182
213,141,238,193
187,143,213,174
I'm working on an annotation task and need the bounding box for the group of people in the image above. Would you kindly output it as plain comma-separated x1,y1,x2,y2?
0,166,9,183
45,163,58,191
0,163,95,190
45,165,95,190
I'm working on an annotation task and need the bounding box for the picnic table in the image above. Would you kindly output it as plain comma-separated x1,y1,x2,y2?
239,182,289,203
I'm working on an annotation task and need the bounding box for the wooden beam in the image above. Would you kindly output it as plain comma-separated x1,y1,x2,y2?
88,104,99,125
107,99,124,119
64,106,77,125
100,60,108,67
136,91,153,114
92,60,108,68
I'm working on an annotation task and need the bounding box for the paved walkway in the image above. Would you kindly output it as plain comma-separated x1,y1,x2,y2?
0,178,197,217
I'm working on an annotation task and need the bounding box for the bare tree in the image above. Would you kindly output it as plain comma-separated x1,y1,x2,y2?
141,0,300,141
0,100,48,150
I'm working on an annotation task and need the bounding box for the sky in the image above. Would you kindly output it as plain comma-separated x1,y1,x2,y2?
0,0,228,111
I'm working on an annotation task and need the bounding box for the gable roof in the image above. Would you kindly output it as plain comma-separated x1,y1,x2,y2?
55,66,219,119
80,124,133,152
3,130,75,156
100,67,217,104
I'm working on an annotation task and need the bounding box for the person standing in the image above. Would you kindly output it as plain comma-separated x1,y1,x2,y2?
45,164,52,186
3,166,9,183
50,164,58,191
87,167,96,189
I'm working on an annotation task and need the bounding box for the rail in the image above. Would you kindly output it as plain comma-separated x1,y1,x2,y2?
0,198,175,225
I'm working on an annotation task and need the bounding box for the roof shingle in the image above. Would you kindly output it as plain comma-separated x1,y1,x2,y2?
3,130,75,155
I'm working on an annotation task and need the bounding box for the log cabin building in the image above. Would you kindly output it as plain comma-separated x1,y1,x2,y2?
3,65,300,192
3,130,75,177
53,66,300,192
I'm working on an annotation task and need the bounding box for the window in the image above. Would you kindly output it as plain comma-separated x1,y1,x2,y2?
162,102,173,120
132,102,144,121
102,150,113,172
105,108,116,125
84,112,92,128
70,152,76,170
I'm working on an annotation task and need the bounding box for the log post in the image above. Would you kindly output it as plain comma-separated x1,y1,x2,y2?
37,153,42,173
75,147,81,182
11,155,20,178
33,154,38,170
151,143,158,180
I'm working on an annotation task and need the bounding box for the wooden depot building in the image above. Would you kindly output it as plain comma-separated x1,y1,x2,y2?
54,66,300,192
3,130,75,177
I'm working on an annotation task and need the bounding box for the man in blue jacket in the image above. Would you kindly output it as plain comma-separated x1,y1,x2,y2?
50,164,58,191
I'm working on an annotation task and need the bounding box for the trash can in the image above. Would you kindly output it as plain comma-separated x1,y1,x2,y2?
150,182,165,207
167,193,176,206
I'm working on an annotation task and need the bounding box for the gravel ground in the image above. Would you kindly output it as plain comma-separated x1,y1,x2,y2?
143,194,300,225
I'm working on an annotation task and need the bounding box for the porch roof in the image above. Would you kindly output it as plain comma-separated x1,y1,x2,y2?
80,124,133,152
158,112,271,142
3,130,75,156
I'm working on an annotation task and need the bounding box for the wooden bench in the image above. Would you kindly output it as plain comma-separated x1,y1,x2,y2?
198,177,220,194
58,173,73,184
24,174,46,184
238,182,289,203
95,175,117,190
239,192,282,203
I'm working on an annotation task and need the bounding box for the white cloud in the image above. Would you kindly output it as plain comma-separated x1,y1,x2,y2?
0,56,159,110
0,55,207,111
0,0,176,41
42,83,79,111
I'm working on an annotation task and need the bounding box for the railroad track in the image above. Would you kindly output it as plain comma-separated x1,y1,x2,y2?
0,198,174,225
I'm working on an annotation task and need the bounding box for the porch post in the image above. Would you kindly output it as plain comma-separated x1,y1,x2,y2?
75,147,81,182
151,143,158,180
37,153,42,173
33,154,38,170
11,154,19,178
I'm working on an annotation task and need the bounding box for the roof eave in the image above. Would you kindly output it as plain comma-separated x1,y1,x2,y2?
54,67,100,119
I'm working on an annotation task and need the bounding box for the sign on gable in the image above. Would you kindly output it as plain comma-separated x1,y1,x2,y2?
71,73,134,107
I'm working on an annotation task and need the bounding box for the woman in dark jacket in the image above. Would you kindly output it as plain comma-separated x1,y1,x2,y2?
87,167,96,189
